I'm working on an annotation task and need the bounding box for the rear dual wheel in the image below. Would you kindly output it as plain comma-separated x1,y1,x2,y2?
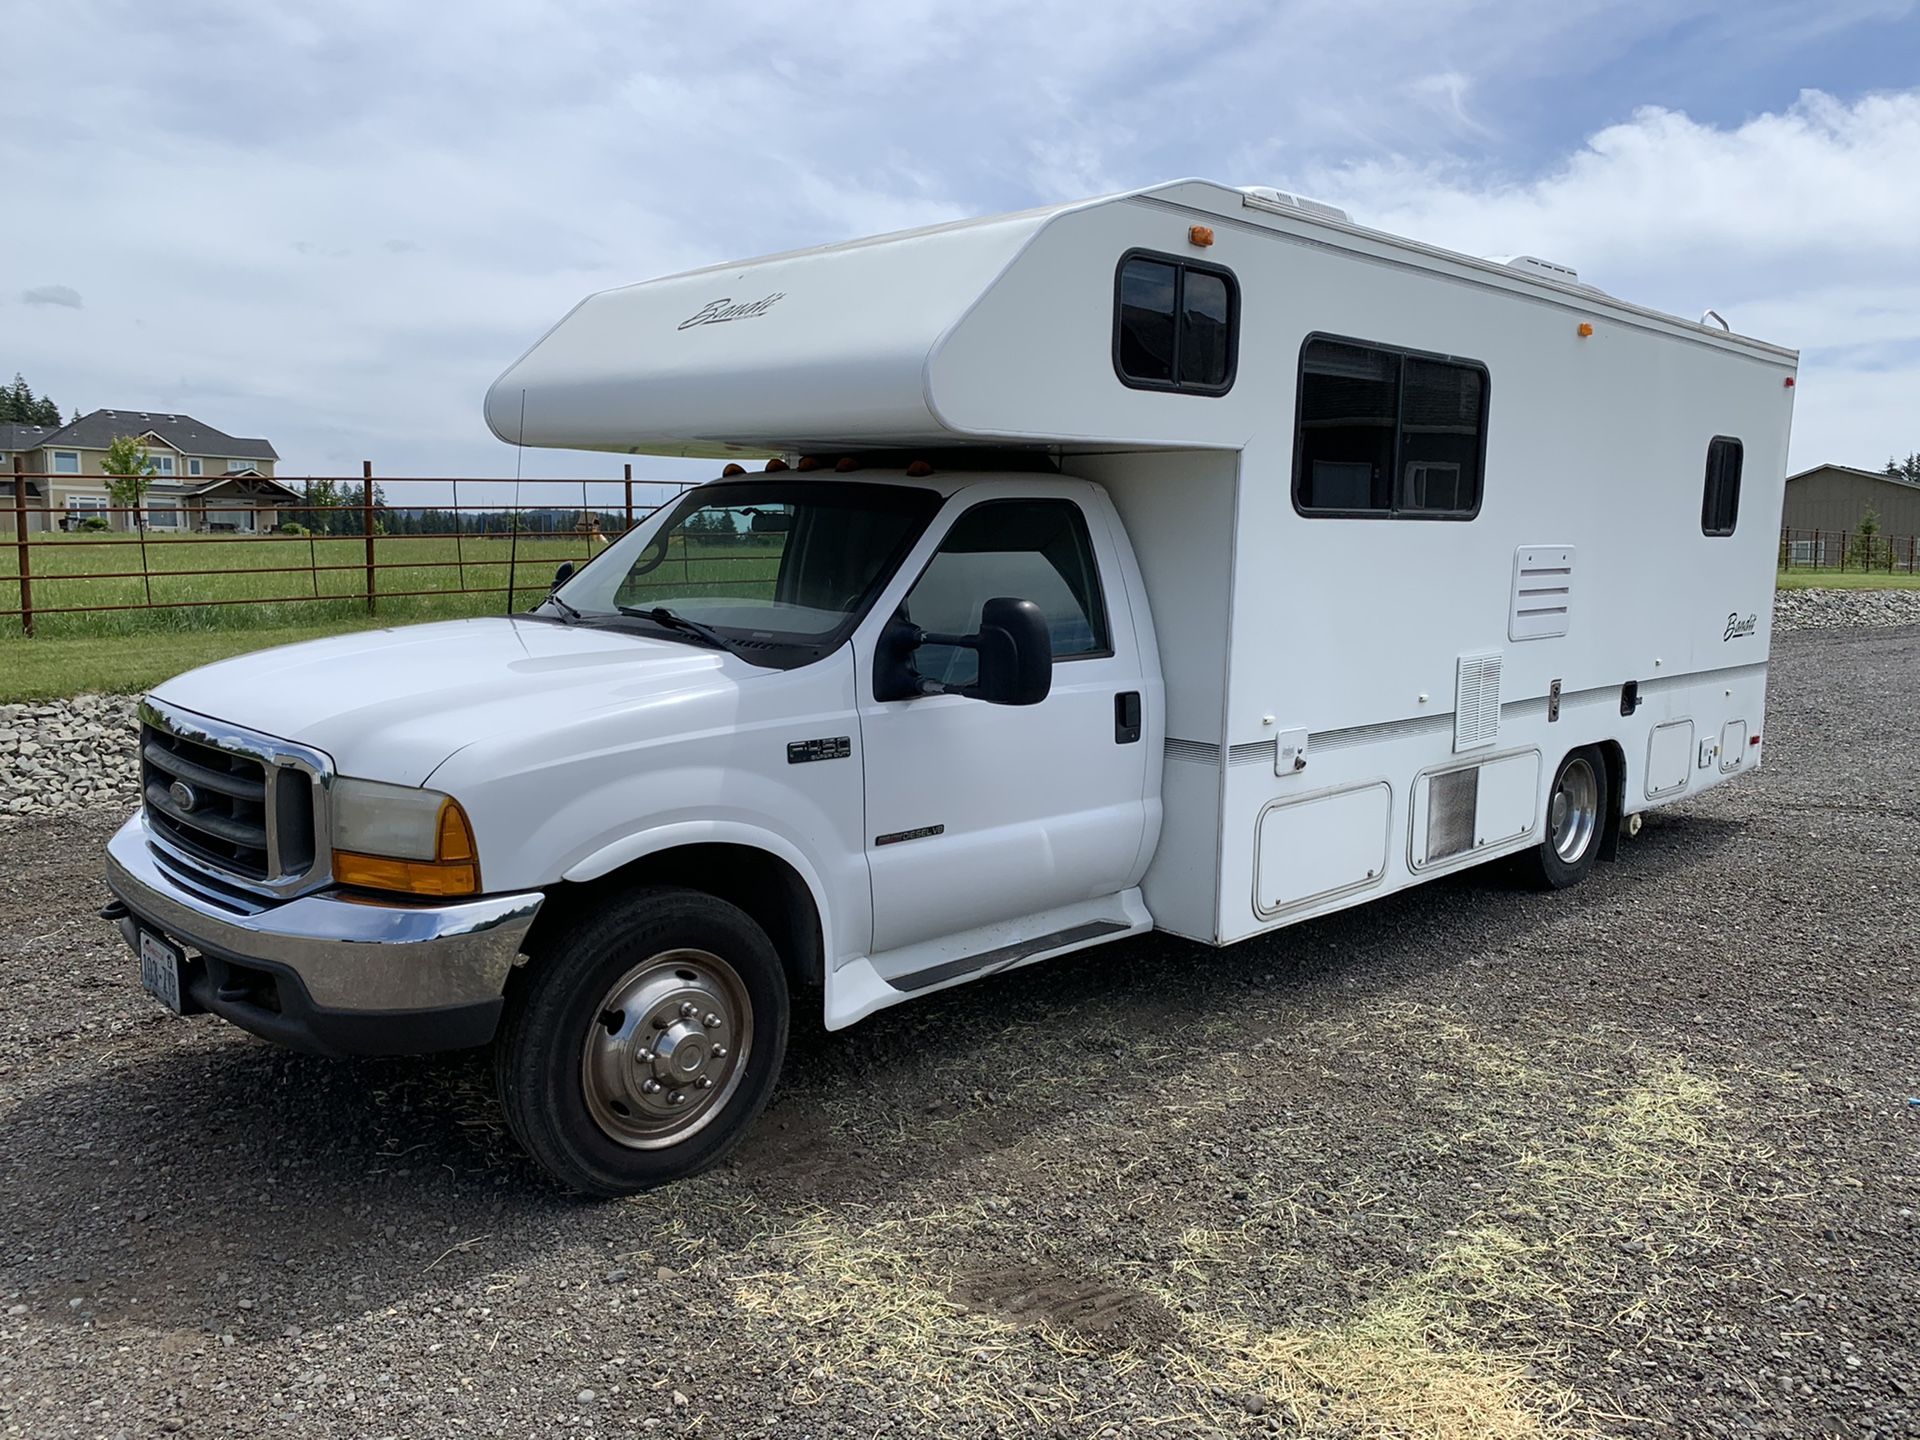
494,887,789,1196
1520,746,1609,890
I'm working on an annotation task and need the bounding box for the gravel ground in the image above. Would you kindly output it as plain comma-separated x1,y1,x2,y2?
1,624,1917,1439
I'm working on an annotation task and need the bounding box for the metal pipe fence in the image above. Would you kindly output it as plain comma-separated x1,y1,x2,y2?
1777,527,1920,575
3,463,701,636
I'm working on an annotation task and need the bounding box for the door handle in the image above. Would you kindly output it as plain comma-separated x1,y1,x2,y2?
1114,691,1142,745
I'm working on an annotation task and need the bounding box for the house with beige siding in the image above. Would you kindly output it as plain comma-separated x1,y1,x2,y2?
4,409,294,535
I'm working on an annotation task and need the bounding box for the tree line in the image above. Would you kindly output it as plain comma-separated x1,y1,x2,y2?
0,372,72,427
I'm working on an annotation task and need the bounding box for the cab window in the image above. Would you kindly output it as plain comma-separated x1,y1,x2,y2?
902,499,1110,688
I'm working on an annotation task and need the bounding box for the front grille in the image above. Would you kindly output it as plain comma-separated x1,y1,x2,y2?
140,720,318,885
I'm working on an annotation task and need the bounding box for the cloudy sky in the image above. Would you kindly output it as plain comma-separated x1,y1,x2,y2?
4,0,1917,492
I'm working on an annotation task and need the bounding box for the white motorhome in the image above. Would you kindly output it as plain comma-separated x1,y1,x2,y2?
104,179,1794,1193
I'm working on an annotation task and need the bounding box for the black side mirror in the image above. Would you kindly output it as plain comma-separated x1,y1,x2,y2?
552,561,575,589
872,596,1052,706
968,597,1052,705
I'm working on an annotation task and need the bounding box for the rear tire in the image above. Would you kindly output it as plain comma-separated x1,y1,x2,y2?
1520,746,1608,891
494,886,789,1196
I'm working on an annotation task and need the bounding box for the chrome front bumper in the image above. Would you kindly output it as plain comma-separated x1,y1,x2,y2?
105,815,542,1053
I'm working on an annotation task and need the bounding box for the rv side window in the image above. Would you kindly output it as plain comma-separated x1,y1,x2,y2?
1701,437,1742,536
903,499,1110,688
1293,336,1488,519
1113,252,1237,394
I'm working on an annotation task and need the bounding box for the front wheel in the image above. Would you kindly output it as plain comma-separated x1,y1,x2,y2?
494,887,789,1195
1519,747,1609,891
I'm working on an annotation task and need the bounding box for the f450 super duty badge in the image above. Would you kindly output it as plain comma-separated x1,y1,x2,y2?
787,736,851,764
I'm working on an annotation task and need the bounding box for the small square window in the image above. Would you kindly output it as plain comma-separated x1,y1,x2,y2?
1113,251,1238,394
187,458,203,477
1702,437,1741,536
52,450,81,474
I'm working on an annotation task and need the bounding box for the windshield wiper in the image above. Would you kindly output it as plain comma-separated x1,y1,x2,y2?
541,592,583,623
617,604,740,655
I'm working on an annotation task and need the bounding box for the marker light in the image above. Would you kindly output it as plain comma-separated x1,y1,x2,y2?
1577,323,1594,338
1188,225,1215,248
835,456,859,472
1784,377,1796,388
796,456,820,472
905,460,934,477
721,463,746,476
764,458,789,472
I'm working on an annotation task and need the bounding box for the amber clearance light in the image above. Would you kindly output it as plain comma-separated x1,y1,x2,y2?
334,799,480,898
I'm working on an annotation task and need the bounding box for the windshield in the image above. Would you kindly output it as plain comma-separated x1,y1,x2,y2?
551,479,940,655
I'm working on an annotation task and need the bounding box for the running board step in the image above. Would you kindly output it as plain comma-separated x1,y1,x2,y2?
885,920,1131,994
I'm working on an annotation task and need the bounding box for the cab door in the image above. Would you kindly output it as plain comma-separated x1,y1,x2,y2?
856,484,1152,956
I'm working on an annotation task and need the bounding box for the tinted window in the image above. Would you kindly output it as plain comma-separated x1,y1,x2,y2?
1114,252,1237,393
1117,258,1176,384
1702,436,1742,536
904,499,1109,688
1181,270,1232,387
1294,336,1487,518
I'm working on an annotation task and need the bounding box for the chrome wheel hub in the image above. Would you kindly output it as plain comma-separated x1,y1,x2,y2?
581,949,751,1149
1549,757,1599,864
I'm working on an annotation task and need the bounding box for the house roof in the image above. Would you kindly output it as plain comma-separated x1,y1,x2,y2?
1786,462,1920,490
0,421,62,454
25,409,279,461
184,474,301,501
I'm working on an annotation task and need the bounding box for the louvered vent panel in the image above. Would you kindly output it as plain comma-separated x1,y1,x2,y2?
1426,767,1479,862
1454,651,1503,752
1509,545,1575,641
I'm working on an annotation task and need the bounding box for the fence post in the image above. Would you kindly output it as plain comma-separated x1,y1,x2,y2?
363,460,377,615
624,464,634,533
11,460,31,637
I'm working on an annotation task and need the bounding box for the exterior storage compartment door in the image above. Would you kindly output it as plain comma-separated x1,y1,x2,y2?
1253,782,1391,919
1646,721,1694,798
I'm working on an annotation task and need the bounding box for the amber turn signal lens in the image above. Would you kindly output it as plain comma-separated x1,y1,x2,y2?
1577,322,1594,338
721,462,746,476
1188,225,1214,247
333,799,480,898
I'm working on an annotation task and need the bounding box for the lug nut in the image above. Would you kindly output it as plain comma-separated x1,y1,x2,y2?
668,1090,687,1105
703,1012,722,1029
711,1045,727,1060
697,1076,714,1090
634,1048,654,1064
640,1078,661,1095
680,1001,697,1018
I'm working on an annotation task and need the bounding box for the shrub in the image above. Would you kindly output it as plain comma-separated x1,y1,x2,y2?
79,516,109,532
280,521,307,535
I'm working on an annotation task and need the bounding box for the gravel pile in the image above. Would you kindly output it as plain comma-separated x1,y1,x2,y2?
0,694,140,820
1773,584,1920,632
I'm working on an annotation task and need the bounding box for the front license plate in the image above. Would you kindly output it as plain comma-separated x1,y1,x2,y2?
139,930,185,1014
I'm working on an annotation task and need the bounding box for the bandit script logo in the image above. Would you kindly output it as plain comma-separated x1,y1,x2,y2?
678,294,786,330
1723,611,1758,641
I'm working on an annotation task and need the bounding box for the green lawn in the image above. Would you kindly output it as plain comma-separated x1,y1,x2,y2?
0,531,783,700
1775,568,1920,590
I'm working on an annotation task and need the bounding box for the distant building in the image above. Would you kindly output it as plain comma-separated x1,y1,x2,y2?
1781,463,1920,538
2,409,296,535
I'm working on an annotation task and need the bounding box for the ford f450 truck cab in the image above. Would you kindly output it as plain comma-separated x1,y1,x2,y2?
104,179,1793,1192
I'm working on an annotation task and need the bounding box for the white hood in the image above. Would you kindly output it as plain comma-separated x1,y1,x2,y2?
152,617,749,786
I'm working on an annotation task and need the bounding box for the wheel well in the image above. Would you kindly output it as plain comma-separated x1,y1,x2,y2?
527,844,824,991
1591,739,1627,862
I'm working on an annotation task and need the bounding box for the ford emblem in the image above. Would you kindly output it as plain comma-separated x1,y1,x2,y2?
168,779,199,813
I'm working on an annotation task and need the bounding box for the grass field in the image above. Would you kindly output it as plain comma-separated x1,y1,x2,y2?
0,530,782,701
1774,567,1920,590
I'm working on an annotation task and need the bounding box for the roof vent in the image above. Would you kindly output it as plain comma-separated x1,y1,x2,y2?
1239,186,1351,224
1486,254,1581,285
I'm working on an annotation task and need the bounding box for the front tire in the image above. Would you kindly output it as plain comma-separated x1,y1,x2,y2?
1520,747,1608,891
494,887,789,1195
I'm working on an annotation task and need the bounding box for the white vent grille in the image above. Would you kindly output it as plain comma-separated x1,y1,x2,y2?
1454,651,1503,752
1509,546,1575,641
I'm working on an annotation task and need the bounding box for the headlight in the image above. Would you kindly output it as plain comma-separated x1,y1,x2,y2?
330,777,480,897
